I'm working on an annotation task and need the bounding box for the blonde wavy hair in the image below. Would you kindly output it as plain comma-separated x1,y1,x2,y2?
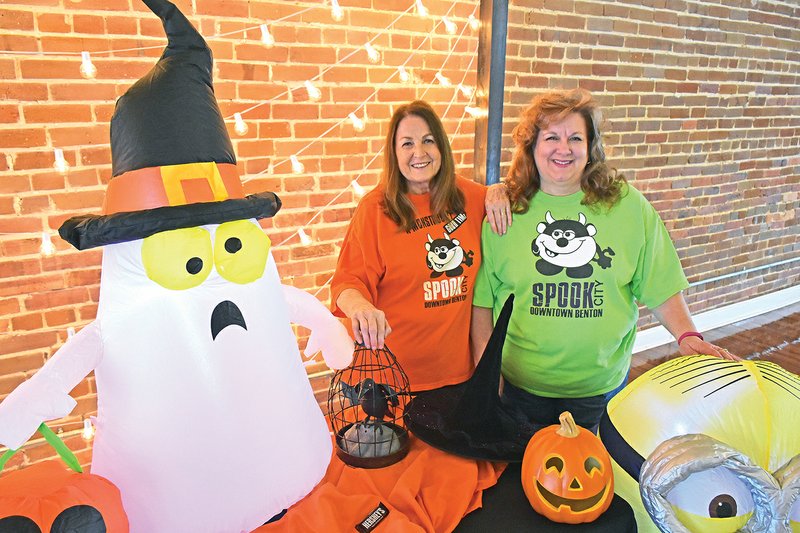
381,100,464,231
506,88,626,213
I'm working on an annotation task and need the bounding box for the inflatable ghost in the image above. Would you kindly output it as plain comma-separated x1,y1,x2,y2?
600,355,800,533
0,1,353,531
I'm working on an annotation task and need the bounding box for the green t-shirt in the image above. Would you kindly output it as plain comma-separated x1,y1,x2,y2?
473,184,688,398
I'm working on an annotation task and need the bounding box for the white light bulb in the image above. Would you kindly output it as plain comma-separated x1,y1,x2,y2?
351,180,365,197
398,65,410,83
442,16,457,35
260,24,275,47
435,72,452,87
290,155,305,174
40,232,56,257
330,0,344,21
79,51,97,79
415,0,428,17
468,14,480,30
364,42,380,64
53,148,69,174
298,228,312,246
465,105,486,118
304,80,321,101
82,418,95,441
458,84,474,98
233,112,249,136
348,112,365,132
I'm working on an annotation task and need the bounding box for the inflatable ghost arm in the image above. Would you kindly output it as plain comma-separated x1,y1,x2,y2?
0,321,102,450
281,285,353,370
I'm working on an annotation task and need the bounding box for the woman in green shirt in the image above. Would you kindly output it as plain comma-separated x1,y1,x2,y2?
471,88,738,431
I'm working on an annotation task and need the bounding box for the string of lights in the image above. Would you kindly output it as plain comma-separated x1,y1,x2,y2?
264,4,479,247
231,2,418,121
244,10,466,183
2,1,484,253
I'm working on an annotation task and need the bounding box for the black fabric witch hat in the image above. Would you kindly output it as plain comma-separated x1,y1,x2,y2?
404,295,537,462
59,0,280,250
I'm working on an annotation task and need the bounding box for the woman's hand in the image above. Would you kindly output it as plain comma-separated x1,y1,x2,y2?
337,289,391,350
678,335,740,360
485,182,512,235
651,293,740,361
350,305,391,350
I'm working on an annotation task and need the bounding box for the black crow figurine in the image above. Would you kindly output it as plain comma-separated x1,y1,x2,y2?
340,378,399,425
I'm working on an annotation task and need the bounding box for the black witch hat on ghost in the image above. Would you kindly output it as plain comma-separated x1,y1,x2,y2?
59,0,280,251
404,295,537,462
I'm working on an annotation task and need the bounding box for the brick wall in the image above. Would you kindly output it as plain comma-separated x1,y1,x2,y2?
1,0,798,469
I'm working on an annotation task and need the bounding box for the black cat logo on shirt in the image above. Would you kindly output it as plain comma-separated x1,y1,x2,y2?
531,211,614,279
529,211,612,319
422,231,473,308
425,232,474,278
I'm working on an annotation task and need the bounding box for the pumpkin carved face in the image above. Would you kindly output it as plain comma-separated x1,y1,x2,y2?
521,412,614,523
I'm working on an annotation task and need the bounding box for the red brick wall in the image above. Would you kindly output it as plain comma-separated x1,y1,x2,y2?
1,0,798,468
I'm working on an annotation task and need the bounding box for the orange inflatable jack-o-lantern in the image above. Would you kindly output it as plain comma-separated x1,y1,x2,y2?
0,424,128,533
521,412,614,524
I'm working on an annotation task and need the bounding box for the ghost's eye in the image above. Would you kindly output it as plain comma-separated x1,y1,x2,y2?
225,237,242,253
214,220,270,284
552,230,563,238
142,227,212,290
665,466,754,531
564,230,575,239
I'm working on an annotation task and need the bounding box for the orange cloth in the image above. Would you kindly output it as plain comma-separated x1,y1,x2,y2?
254,435,505,533
0,461,129,532
331,178,487,391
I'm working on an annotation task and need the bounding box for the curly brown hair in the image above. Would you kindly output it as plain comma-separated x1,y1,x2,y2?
506,88,626,213
380,100,464,231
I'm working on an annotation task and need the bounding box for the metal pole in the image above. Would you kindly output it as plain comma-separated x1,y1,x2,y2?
485,0,508,185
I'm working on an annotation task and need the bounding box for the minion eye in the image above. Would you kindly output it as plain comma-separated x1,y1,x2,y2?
142,227,212,290
214,220,270,284
584,456,602,475
545,456,564,473
665,465,754,531
708,494,737,518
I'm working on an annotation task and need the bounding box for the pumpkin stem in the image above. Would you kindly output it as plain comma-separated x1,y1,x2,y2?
556,411,580,438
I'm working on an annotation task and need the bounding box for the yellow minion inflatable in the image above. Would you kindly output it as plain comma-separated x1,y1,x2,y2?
600,355,800,532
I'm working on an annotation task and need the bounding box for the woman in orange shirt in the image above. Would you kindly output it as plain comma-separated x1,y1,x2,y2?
331,100,509,391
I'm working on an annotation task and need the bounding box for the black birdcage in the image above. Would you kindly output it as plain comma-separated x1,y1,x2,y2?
327,344,411,468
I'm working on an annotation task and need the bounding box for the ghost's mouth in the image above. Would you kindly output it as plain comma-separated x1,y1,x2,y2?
210,300,247,340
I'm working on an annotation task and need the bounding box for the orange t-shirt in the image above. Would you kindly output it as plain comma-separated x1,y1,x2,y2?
331,177,486,391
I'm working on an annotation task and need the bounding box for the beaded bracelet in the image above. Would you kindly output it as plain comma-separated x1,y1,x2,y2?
677,331,704,345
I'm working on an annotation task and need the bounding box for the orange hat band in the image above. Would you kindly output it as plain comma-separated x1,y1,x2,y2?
104,162,244,215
